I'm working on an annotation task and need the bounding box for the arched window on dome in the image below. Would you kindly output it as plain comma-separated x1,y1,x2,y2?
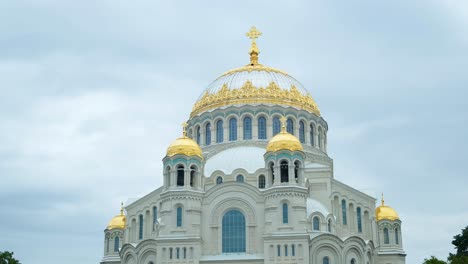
229,117,237,141
342,199,347,225
323,256,330,264
395,228,399,244
282,203,289,224
258,175,266,189
287,118,294,134
196,126,201,145
310,123,315,146
383,227,389,244
190,165,197,188
299,121,305,143
294,160,300,183
177,165,184,186
243,117,252,140
205,123,211,145
318,127,323,150
114,236,119,252
269,162,275,185
236,175,244,183
222,210,246,253
216,120,223,143
357,207,362,233
258,116,267,139
327,219,332,232
313,216,320,231
176,207,183,227
216,176,223,184
138,214,143,240
280,160,289,183
272,117,281,136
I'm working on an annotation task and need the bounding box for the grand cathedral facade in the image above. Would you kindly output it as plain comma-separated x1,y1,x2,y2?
100,27,406,264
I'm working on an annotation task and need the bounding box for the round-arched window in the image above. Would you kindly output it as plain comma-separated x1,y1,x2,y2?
222,210,246,253
236,175,244,183
216,176,223,184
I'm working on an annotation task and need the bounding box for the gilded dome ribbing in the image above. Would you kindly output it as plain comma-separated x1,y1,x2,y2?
107,203,126,230
266,117,303,152
375,195,400,221
166,123,203,159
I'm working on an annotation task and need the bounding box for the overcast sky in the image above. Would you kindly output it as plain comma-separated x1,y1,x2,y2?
1,1,467,263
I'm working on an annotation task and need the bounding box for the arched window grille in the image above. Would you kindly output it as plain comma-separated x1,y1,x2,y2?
287,118,294,134
342,200,347,225
190,166,196,187
282,203,289,224
216,176,223,184
318,127,323,149
243,117,252,140
299,121,305,143
284,245,288,256
138,214,143,239
291,244,295,256
114,236,119,252
258,175,266,189
176,207,183,227
258,116,266,139
328,219,332,232
310,124,315,146
383,227,389,244
205,123,211,145
323,256,330,264
395,228,399,244
357,207,362,233
216,120,223,143
273,117,281,136
236,175,244,182
196,126,201,145
313,217,320,231
229,118,237,141
222,210,246,253
177,165,184,186
280,160,289,183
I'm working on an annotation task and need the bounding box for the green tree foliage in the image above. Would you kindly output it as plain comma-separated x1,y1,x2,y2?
423,256,447,264
448,226,468,264
0,251,20,264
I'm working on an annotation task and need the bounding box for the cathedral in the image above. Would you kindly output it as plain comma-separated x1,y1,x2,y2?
100,27,406,264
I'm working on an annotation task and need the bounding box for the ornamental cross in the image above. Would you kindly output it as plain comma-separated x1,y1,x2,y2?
280,116,287,132
182,122,188,136
246,26,262,43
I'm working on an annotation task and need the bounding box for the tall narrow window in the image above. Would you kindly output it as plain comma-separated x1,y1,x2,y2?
351,259,356,264
291,244,295,256
277,245,281,256
258,116,266,139
284,245,288,256
383,227,389,244
236,175,244,183
258,175,266,189
328,219,332,232
323,256,330,264
177,165,184,186
395,228,399,244
114,236,119,252
273,117,281,135
313,217,320,231
183,247,187,259
318,127,323,149
294,161,299,183
138,214,143,239
216,120,223,143
153,206,158,226
287,118,294,134
170,248,173,259
106,237,109,253
299,121,305,143
357,207,362,233
280,161,289,183
229,118,237,141
205,123,211,145
196,126,201,145
190,166,196,187
176,248,180,259
342,200,347,225
270,162,275,185
176,207,182,227
243,117,252,140
310,124,315,146
222,210,246,253
282,203,288,224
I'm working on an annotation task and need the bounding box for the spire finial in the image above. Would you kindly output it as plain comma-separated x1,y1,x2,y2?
246,26,262,65
280,116,287,133
182,122,188,137
381,193,385,206
120,202,124,215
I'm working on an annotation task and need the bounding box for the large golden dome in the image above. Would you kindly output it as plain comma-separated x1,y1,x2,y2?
166,123,203,159
107,204,126,230
375,196,400,221
190,27,320,118
266,117,303,152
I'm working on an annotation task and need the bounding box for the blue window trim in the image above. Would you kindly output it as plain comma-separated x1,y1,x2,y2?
384,227,389,244
229,118,237,141
216,176,223,184
236,175,244,182
357,207,362,233
310,124,315,146
287,118,294,134
258,117,266,139
395,228,399,244
273,117,280,135
205,123,211,145
323,256,330,264
341,200,347,225
243,117,252,140
216,120,223,143
222,210,246,253
282,203,289,224
258,175,266,189
153,206,158,225
313,216,320,231
138,214,143,239
176,207,183,227
299,121,305,143
196,126,201,145
114,236,119,252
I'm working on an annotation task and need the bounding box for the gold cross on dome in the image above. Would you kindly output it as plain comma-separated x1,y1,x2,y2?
182,122,188,137
246,26,262,43
280,116,287,132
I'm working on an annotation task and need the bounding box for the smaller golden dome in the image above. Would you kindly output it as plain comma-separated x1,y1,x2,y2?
107,203,126,230
375,194,400,221
166,122,203,159
266,117,303,152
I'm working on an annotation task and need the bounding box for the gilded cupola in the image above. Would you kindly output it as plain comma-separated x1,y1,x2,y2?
166,122,203,159
106,203,126,230
190,26,320,118
375,194,400,221
266,117,303,152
